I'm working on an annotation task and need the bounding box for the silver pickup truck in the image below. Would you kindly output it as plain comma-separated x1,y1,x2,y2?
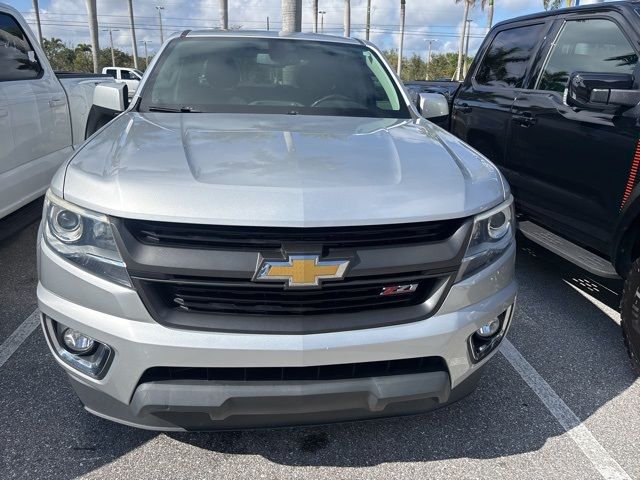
37,30,517,431
0,3,114,219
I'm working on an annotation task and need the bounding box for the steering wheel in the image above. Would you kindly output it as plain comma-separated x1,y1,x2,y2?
311,94,362,108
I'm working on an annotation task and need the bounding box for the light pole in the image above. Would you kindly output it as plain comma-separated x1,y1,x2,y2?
103,28,119,67
139,40,152,69
425,38,438,80
397,0,405,77
319,10,326,33
463,19,472,78
156,5,165,44
344,0,350,37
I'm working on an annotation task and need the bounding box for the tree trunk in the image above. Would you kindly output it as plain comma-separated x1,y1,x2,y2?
281,0,302,33
127,0,139,69
32,0,43,47
312,0,318,33
344,0,351,37
220,0,228,29
455,1,470,81
85,0,99,74
487,0,494,31
365,0,372,41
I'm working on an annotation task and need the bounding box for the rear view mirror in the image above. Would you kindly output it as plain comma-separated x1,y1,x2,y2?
85,83,129,139
567,72,640,110
417,92,449,119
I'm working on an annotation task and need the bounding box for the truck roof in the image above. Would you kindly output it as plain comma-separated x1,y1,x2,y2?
493,0,640,29
183,29,362,45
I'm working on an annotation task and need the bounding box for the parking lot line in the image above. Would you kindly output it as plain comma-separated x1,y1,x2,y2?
0,309,39,369
501,339,631,480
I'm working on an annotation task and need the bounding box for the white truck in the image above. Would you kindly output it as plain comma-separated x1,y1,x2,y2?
0,3,115,220
102,67,143,97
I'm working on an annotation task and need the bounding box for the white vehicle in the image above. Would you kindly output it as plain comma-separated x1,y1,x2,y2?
102,67,143,96
0,4,115,220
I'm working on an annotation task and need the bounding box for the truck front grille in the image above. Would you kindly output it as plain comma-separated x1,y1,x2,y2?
138,272,438,317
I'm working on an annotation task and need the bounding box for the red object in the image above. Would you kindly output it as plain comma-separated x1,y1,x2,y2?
621,139,640,210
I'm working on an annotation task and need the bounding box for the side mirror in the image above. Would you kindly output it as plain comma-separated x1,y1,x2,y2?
567,72,640,110
85,83,129,139
93,83,128,112
417,92,449,119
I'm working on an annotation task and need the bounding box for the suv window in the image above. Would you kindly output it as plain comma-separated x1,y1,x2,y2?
475,23,545,88
0,13,42,81
538,19,638,93
105,69,117,78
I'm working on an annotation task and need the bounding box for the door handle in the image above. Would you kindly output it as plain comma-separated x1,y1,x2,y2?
49,97,66,108
456,103,472,114
513,112,537,127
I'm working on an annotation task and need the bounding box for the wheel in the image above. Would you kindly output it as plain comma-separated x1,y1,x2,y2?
621,257,640,375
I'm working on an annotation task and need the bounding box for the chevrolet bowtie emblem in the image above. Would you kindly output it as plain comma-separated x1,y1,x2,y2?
253,255,350,288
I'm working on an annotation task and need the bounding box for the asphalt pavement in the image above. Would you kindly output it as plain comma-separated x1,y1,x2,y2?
1,207,638,480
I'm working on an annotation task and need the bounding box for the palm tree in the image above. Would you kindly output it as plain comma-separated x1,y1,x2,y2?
344,0,350,37
85,0,99,73
486,0,494,31
543,0,562,10
454,0,491,80
312,0,318,33
219,0,228,29
282,0,302,33
127,0,139,69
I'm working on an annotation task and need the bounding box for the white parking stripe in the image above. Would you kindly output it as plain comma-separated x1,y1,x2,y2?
501,339,631,480
0,309,40,369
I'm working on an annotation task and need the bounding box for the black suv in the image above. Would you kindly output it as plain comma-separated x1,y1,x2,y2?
420,1,640,371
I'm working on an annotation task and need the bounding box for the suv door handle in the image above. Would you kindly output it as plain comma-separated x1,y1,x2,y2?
49,97,66,108
513,112,537,127
456,103,472,114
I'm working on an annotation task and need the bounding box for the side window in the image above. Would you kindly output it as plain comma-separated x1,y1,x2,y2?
538,19,638,93
475,23,545,88
0,13,42,81
121,70,133,80
105,69,117,78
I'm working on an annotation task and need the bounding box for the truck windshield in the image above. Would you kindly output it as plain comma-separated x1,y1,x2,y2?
139,37,411,118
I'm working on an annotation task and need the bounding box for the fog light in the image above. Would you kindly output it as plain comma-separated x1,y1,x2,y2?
468,308,513,363
476,318,501,338
44,317,113,379
62,328,96,355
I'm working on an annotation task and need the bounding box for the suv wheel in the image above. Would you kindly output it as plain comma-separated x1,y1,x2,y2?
622,257,640,375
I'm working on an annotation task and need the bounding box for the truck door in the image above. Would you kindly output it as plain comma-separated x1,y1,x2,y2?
0,12,72,214
451,21,548,169
508,14,639,252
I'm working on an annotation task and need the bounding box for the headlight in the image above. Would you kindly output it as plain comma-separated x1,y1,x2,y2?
458,197,514,280
43,190,131,287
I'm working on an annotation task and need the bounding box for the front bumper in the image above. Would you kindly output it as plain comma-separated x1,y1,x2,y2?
37,239,516,431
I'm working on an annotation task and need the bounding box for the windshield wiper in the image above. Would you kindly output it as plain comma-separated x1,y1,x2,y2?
147,106,201,113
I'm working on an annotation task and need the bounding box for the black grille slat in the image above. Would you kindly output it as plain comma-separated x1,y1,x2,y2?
126,219,464,250
147,275,437,316
138,356,446,385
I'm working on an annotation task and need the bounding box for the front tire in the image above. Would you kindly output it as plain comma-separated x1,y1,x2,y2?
621,257,640,375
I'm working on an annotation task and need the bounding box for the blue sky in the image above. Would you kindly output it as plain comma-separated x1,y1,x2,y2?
7,0,548,57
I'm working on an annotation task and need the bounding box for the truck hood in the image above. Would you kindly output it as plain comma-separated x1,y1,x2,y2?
63,113,507,226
